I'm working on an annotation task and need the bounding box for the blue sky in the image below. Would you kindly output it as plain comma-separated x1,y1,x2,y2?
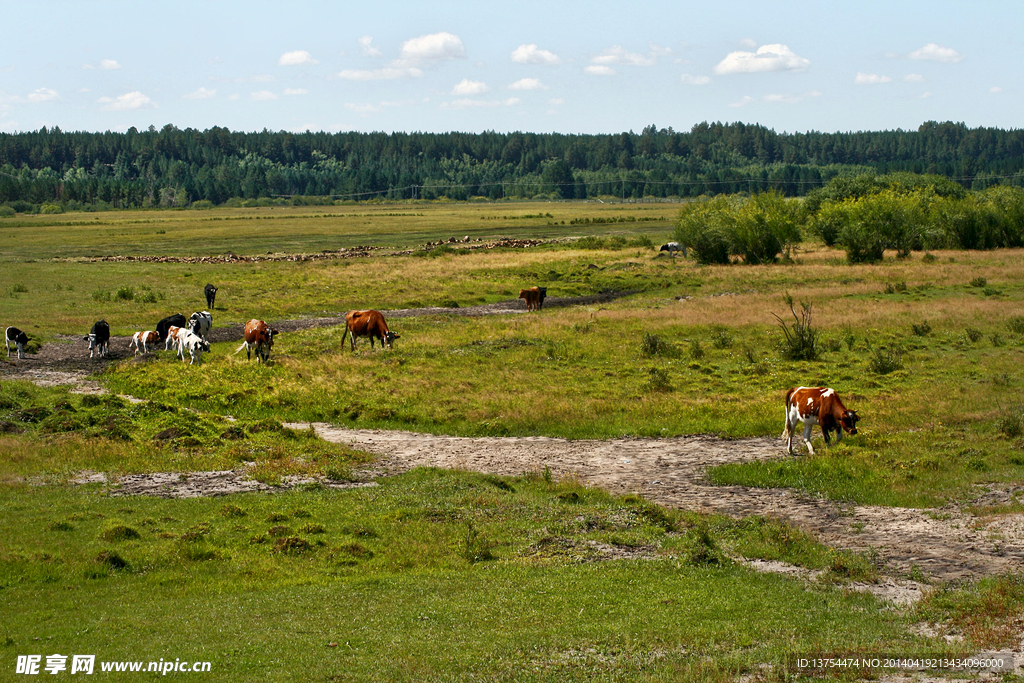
1,0,1019,135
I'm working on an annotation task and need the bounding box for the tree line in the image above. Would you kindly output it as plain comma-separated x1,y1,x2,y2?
674,172,1024,265
1,120,1023,211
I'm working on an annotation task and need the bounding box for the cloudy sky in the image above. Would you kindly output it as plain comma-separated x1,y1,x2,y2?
0,0,1019,135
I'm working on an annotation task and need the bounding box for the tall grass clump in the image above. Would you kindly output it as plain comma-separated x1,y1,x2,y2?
867,342,904,375
640,333,678,358
773,296,818,361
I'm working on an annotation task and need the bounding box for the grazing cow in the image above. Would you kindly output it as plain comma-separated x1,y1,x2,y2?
341,310,399,350
84,320,110,358
189,311,213,341
236,319,278,362
660,242,684,258
782,386,860,455
5,326,29,359
156,314,187,343
130,330,160,356
518,287,542,312
164,325,187,352
178,330,211,365
204,283,218,309
537,286,548,310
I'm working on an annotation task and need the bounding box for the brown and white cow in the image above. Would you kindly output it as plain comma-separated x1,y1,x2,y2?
164,325,187,352
783,386,860,455
130,330,160,355
341,310,399,350
519,287,542,311
236,319,278,362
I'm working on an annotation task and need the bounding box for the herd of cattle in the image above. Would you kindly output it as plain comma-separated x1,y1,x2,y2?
4,279,861,454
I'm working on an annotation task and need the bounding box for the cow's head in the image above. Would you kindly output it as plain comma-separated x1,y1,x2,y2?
840,410,859,435
384,331,400,348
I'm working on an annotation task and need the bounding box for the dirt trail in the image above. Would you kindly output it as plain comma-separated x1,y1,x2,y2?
292,423,1024,585
3,297,1023,585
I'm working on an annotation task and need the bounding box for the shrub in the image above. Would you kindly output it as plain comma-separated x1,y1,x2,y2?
911,321,932,336
191,199,215,210
40,203,64,214
1007,317,1024,335
640,333,678,358
115,286,135,301
867,343,904,374
970,277,988,288
774,296,819,361
965,327,983,343
710,328,733,349
997,405,1024,438
884,281,907,294
643,367,672,393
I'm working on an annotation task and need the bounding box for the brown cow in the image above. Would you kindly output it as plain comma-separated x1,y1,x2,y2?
341,310,399,350
519,287,542,311
236,319,278,362
129,330,160,355
782,386,860,455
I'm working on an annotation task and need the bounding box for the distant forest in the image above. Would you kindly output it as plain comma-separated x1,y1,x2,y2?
1,120,1022,210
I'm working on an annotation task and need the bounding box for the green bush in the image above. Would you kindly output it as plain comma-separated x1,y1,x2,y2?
774,297,818,361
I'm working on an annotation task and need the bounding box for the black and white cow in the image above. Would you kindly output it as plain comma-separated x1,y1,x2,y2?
156,314,187,344
5,326,29,359
84,320,110,358
660,242,685,258
178,330,211,365
189,311,213,341
204,284,218,310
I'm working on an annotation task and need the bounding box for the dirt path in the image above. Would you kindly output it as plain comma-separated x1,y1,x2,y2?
290,423,1024,585
3,297,1023,585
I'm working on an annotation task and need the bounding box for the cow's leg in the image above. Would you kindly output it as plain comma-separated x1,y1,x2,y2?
5,339,10,357
786,417,795,454
834,428,843,445
802,422,815,455
822,426,832,446
19,343,25,359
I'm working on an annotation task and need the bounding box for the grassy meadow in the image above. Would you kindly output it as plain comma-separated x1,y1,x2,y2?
2,201,1024,681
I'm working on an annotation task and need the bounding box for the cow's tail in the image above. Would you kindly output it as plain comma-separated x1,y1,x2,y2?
340,326,348,350
233,341,248,355
781,388,796,438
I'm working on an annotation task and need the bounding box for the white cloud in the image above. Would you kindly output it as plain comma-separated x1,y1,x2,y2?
337,67,423,80
346,102,381,115
399,32,465,63
592,45,656,67
854,72,892,85
585,65,615,76
919,91,933,99
909,43,963,63
739,38,758,50
714,44,810,75
452,79,488,95
508,78,546,91
763,90,821,104
284,88,308,96
990,86,1003,94
99,59,121,70
183,87,216,100
98,91,155,111
442,97,520,110
27,88,59,103
359,36,382,58
250,90,278,101
680,74,711,85
279,50,318,67
904,73,924,83
729,95,755,108
511,44,560,65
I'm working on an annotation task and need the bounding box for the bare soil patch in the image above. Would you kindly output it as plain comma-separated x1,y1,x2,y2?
293,423,1024,585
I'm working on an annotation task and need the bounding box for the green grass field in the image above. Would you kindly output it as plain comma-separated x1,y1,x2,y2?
2,202,1023,681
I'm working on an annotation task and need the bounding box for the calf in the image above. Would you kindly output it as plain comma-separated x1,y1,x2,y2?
189,311,213,341
518,287,542,312
204,283,218,309
178,330,211,365
537,286,548,310
164,325,187,352
341,310,399,350
84,320,110,358
156,314,187,343
5,326,29,359
130,330,160,356
236,319,278,362
783,386,860,455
